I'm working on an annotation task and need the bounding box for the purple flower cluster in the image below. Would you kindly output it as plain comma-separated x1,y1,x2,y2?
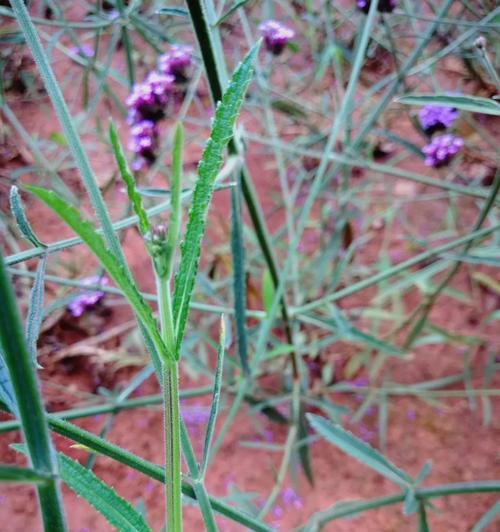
159,45,193,83
357,0,397,13
258,20,295,55
422,134,464,167
126,45,193,169
419,105,458,134
128,120,159,170
68,276,108,317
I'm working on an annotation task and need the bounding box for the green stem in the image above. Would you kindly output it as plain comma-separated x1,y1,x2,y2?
0,251,66,531
156,270,182,530
163,362,182,532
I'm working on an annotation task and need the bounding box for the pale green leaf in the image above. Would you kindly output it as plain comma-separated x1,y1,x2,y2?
307,414,413,488
397,93,500,116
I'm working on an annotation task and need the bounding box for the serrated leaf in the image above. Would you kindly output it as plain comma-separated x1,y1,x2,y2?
109,121,150,236
397,93,500,116
59,453,151,531
172,41,259,352
307,414,413,488
9,186,46,248
24,186,172,363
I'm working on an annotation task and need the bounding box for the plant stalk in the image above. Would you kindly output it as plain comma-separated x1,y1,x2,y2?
0,251,66,531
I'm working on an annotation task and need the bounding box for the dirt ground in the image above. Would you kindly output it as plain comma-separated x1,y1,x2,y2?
0,3,499,531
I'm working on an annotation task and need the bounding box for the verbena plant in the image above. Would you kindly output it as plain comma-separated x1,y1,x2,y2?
0,0,499,531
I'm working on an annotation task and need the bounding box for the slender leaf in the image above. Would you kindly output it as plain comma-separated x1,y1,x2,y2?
0,464,50,485
230,184,249,374
201,316,225,477
25,186,172,364
307,414,413,488
9,186,46,248
397,93,500,116
471,501,500,532
25,254,47,365
172,41,259,351
0,350,17,415
109,121,150,236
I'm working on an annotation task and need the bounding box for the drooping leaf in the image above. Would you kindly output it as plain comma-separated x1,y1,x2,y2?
109,121,150,236
9,186,46,248
397,93,500,116
172,41,260,352
25,186,172,363
307,414,413,488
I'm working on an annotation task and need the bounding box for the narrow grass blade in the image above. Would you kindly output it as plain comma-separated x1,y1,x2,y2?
230,185,249,374
25,186,171,364
165,123,183,281
307,414,413,488
201,316,225,477
471,501,500,532
59,453,151,531
25,254,47,364
397,94,500,116
0,465,51,485
9,186,46,248
172,41,259,351
109,121,150,236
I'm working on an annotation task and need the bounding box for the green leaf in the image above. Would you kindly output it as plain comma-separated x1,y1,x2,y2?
201,316,225,477
0,464,50,485
307,414,413,488
230,185,249,374
172,41,259,351
471,501,500,532
261,269,275,315
9,186,46,248
157,7,189,17
25,254,47,365
271,99,308,119
0,350,17,415
24,186,172,364
59,453,151,531
109,121,150,236
397,93,500,116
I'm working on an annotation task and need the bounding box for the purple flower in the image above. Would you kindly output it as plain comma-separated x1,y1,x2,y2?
69,45,94,58
159,45,193,82
128,120,159,170
281,487,303,509
357,0,397,13
258,20,295,55
422,134,464,167
419,105,458,134
68,276,108,317
126,72,174,123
